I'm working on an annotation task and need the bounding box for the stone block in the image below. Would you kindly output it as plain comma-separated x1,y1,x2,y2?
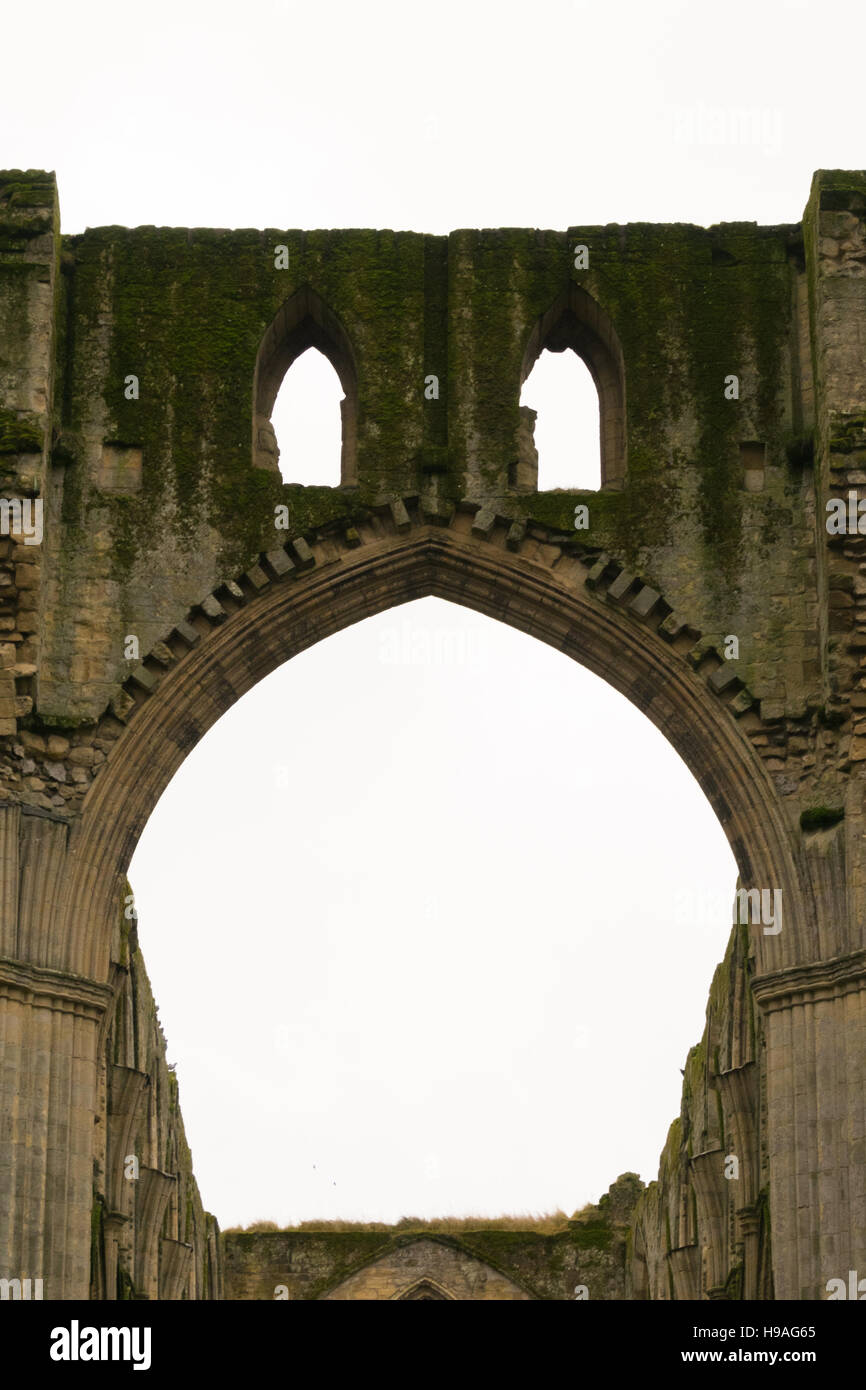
471,507,496,539
420,497,454,525
606,570,637,603
264,548,295,577
172,620,201,648
96,445,143,494
200,595,226,621
584,554,611,590
629,585,662,619
658,612,698,643
708,664,741,694
244,564,269,591
110,691,135,722
127,665,157,693
290,537,315,567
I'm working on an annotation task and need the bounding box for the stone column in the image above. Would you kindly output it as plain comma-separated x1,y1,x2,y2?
753,953,866,1298
159,1238,193,1300
134,1169,175,1300
0,957,112,1298
103,1213,130,1302
717,1063,759,1297
690,1149,729,1296
667,1246,700,1300
736,1207,763,1301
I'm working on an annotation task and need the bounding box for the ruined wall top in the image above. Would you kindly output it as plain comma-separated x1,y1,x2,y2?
0,169,861,735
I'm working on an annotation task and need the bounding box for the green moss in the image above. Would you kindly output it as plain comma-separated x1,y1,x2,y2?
562,1220,612,1251
0,169,57,207
45,218,800,624
57,224,430,578
800,805,844,831
222,1218,624,1300
0,170,57,250
809,169,866,212
0,405,42,454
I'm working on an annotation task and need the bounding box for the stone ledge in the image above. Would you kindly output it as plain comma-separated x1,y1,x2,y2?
751,947,866,1011
0,954,113,1019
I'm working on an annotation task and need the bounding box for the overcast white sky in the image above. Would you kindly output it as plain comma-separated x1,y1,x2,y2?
5,0,860,1228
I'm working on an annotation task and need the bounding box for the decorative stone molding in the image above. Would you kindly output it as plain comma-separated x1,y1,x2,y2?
751,948,866,1012
0,955,112,1022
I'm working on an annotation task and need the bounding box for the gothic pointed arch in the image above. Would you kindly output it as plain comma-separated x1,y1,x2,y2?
520,284,626,490
58,501,808,986
396,1277,456,1300
252,284,358,484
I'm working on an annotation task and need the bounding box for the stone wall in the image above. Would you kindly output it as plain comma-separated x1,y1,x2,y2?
88,885,222,1300
2,167,866,1297
1,170,817,735
223,1175,642,1300
628,913,774,1300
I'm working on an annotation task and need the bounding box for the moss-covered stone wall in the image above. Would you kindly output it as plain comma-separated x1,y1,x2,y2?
89,883,222,1300
222,1174,641,1300
5,170,865,1299
628,911,773,1300
0,168,816,733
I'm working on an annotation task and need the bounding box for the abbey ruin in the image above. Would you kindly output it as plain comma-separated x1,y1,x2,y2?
1,167,865,1299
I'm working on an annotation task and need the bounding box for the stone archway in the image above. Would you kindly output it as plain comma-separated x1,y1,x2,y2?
3,168,865,1303
321,1237,532,1299
252,284,359,483
59,507,806,982
398,1280,455,1300
519,283,627,490
5,498,813,1300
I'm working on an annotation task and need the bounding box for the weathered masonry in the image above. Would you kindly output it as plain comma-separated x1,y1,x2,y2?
222,1175,645,1301
1,167,865,1300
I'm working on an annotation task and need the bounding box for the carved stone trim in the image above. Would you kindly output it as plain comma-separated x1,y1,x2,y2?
0,954,112,1022
752,948,866,1012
